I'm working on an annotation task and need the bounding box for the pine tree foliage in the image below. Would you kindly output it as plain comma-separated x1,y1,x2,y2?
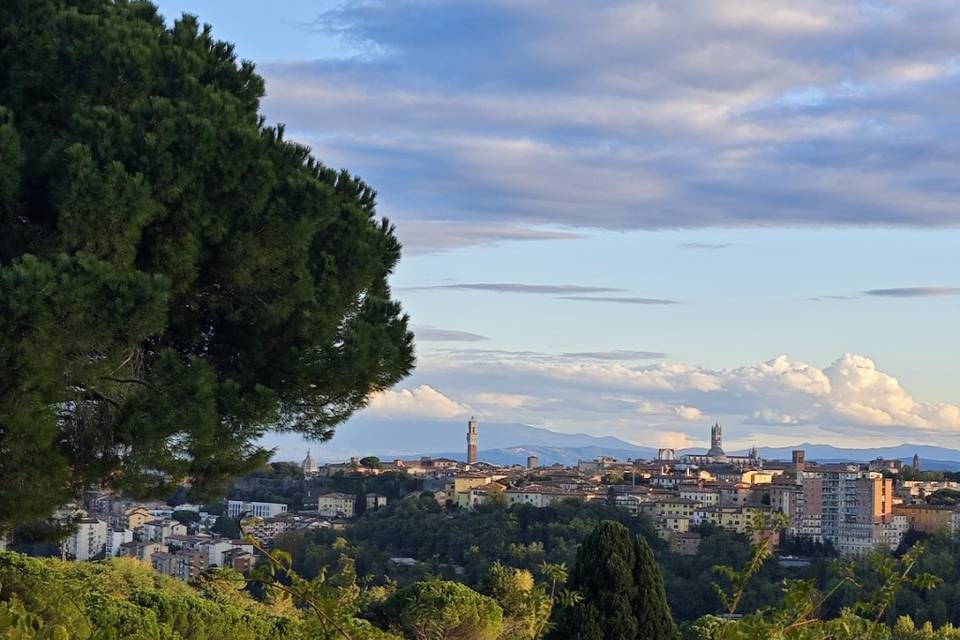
0,0,414,528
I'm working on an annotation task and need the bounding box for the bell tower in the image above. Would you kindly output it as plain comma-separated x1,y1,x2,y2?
706,422,726,458
467,416,478,464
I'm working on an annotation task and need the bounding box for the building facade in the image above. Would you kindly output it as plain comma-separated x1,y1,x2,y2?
226,501,288,519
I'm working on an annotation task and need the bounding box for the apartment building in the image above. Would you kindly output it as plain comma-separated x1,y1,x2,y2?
893,504,960,535
66,518,108,561
799,465,902,555
679,486,720,507
151,549,209,582
226,500,288,519
315,493,357,518
105,528,133,557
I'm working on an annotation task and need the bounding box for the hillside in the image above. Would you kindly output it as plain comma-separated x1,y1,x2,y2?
262,419,652,462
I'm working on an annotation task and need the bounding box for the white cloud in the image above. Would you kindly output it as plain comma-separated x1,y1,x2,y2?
471,392,531,409
676,405,704,421
410,351,960,440
748,409,811,426
616,398,703,421
656,431,696,450
824,353,960,430
365,385,470,419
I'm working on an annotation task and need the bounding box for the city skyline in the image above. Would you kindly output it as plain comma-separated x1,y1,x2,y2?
154,0,960,451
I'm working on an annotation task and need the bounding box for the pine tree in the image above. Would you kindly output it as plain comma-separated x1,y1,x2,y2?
0,0,414,529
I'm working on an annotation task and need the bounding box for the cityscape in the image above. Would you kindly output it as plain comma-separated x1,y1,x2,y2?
2,1,960,638
27,417,957,587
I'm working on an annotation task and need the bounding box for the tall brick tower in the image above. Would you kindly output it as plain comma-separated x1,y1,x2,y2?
467,416,478,464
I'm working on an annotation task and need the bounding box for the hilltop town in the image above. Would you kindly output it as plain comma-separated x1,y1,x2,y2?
14,417,959,586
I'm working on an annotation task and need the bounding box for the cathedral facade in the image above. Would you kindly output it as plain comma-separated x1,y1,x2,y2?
681,423,761,468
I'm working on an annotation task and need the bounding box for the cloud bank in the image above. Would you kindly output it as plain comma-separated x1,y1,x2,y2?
365,384,470,419
258,0,960,249
389,351,960,445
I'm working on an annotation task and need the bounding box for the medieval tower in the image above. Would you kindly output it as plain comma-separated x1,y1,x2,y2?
467,416,478,464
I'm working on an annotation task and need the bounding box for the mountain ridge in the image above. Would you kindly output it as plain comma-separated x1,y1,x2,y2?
263,419,960,469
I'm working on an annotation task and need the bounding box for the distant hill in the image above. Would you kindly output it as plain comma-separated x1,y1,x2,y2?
409,445,658,467
262,419,960,470
731,443,960,467
263,419,652,462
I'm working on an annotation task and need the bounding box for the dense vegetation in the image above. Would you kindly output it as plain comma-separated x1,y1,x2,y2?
0,550,395,639
10,513,960,639
272,496,960,636
273,496,800,623
0,0,414,530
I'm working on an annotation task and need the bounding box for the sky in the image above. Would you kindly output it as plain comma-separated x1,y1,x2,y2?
156,0,960,454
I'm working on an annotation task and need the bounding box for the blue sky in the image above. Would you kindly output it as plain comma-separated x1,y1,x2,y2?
156,1,960,455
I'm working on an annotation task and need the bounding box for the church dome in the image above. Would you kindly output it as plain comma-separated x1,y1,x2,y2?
301,449,318,474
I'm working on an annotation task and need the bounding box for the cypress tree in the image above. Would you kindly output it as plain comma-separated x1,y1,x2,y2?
633,533,680,640
549,520,678,640
550,520,638,639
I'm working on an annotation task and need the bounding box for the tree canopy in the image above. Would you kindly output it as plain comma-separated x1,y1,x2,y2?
0,0,414,529
381,578,503,640
549,520,678,640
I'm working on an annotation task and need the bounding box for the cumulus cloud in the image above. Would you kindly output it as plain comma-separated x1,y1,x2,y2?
656,431,696,450
411,351,960,439
824,354,960,430
365,385,470,419
252,0,960,251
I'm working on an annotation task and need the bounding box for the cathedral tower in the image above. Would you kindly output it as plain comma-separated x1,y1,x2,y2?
706,422,726,458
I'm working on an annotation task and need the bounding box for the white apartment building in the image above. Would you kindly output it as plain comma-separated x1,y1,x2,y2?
66,518,108,561
226,500,288,519
141,519,187,544
105,529,134,557
198,539,254,567
679,487,720,507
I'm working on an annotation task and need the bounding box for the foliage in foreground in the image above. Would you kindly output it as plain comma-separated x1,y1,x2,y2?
686,515,953,640
273,496,790,623
0,551,395,640
0,0,414,529
380,578,503,640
